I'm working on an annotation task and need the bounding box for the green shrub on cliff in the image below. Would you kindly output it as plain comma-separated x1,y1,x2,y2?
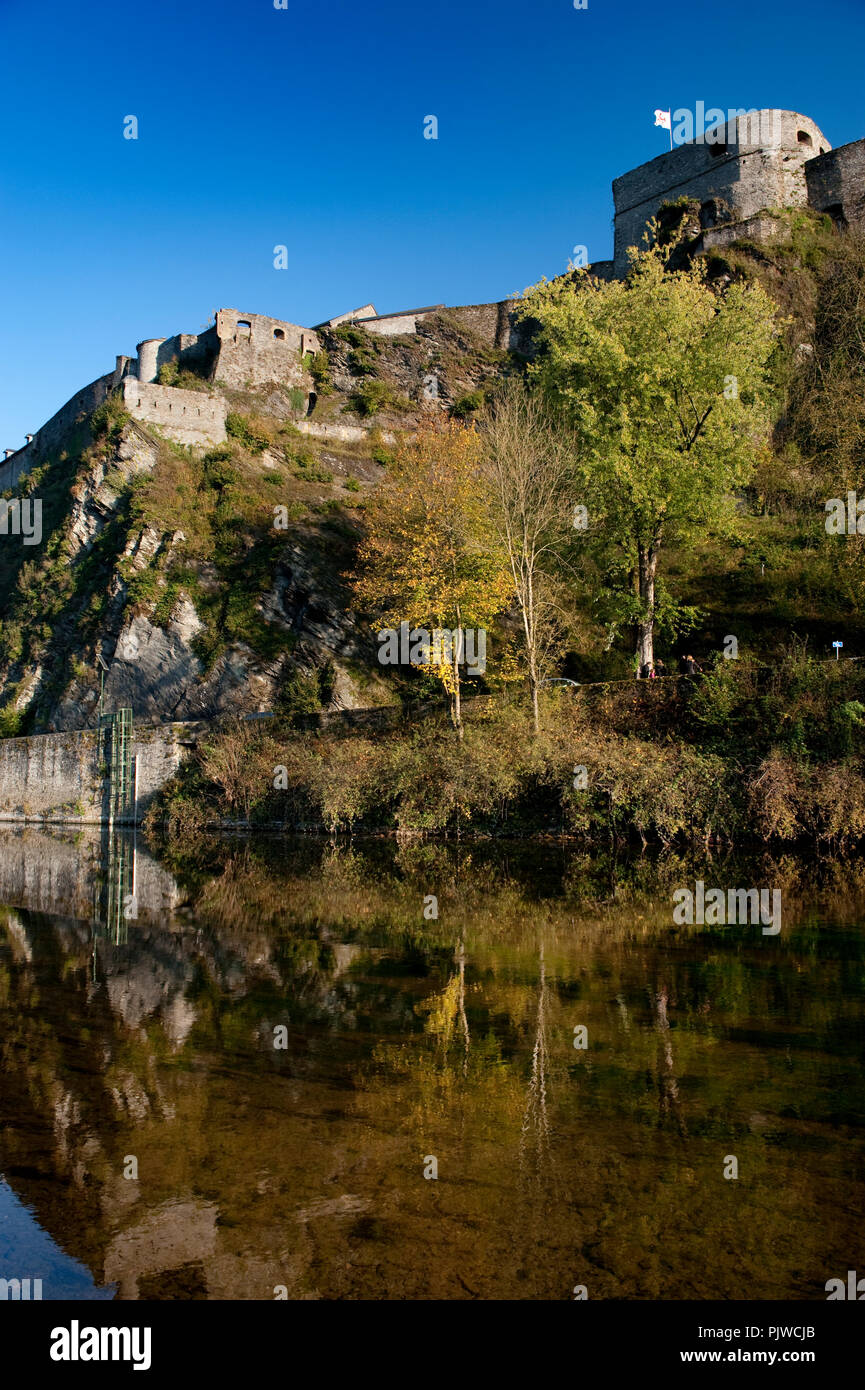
350,379,411,417
0,701,23,737
226,412,273,453
90,393,130,443
305,350,333,395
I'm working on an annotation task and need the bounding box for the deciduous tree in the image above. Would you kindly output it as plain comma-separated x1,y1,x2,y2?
518,243,779,668
352,419,511,736
479,381,577,731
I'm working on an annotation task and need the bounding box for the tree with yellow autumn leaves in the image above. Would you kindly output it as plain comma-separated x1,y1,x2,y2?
351,419,512,737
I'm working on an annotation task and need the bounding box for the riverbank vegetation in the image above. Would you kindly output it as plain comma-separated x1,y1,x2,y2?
146,646,865,846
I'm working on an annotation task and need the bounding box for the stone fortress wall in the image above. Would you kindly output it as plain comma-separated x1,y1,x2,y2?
316,298,534,352
3,107,863,486
121,380,228,447
805,137,865,230
0,721,206,826
210,308,320,390
0,309,320,488
0,370,120,490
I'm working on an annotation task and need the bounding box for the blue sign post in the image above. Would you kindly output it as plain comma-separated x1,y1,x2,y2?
833,641,844,661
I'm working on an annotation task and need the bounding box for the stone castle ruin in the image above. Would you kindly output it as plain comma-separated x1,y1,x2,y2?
0,297,530,487
2,108,863,487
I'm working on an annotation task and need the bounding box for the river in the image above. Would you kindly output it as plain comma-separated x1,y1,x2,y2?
0,828,863,1300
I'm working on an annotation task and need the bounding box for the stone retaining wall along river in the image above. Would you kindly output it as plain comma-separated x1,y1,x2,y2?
0,721,207,825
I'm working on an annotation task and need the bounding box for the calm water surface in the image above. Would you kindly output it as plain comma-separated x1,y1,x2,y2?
0,828,863,1300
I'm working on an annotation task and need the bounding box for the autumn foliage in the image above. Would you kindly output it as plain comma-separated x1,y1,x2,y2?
352,418,512,732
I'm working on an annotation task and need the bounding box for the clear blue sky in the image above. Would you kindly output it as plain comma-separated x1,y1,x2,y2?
1,0,863,446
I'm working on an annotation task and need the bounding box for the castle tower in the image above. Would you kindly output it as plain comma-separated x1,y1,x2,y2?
114,354,134,382
612,109,831,277
136,338,166,383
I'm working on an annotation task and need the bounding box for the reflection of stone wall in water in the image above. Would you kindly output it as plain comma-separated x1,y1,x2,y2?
0,828,178,923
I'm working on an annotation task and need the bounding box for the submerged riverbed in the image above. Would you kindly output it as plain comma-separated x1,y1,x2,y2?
0,828,863,1300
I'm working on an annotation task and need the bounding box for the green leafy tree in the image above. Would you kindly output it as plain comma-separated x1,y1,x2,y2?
518,242,780,668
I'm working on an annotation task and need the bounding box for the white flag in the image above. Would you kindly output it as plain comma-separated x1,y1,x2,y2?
654,109,672,131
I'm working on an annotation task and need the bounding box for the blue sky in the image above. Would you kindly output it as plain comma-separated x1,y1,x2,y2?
0,1179,115,1299
1,0,863,446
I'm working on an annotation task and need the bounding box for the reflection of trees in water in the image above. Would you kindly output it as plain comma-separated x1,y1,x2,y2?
653,984,687,1137
456,938,470,1071
520,945,553,1186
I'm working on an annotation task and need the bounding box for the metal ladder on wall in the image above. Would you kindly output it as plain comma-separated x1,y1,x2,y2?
89,708,137,963
106,707,135,829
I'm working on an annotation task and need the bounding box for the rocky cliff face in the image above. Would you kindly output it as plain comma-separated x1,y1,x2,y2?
46,437,386,731
0,407,383,734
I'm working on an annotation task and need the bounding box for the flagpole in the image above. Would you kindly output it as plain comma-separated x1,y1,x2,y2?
654,109,674,150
